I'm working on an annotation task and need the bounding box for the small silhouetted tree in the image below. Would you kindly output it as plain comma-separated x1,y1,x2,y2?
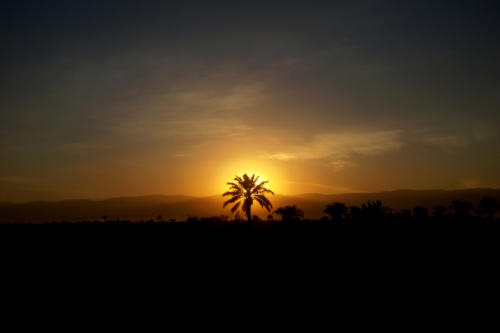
187,216,199,223
274,205,304,222
223,173,274,224
361,200,389,219
324,202,347,222
477,197,497,219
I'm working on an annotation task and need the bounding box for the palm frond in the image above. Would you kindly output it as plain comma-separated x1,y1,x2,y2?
228,186,242,193
254,194,273,211
250,173,256,183
251,181,270,194
234,175,244,185
255,198,269,210
254,197,266,209
253,186,274,195
261,188,275,195
223,196,241,208
223,190,242,197
231,202,241,213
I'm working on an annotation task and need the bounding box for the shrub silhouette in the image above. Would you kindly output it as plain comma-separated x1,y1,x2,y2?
223,174,274,224
252,215,263,222
234,211,243,222
450,200,473,218
187,216,199,224
274,205,304,222
432,206,447,218
413,206,428,221
477,197,497,219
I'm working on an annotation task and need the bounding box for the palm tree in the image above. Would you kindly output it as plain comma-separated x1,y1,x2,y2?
324,202,347,222
274,205,304,222
361,200,390,219
223,173,274,224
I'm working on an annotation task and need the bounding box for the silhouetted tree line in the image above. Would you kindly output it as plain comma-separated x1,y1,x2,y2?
187,197,499,225
4,197,497,227
315,197,498,225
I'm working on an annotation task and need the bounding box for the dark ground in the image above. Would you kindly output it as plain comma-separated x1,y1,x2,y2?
3,218,500,253
3,217,499,314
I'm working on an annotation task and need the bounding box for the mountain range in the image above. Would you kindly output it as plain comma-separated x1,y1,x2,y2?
1,189,499,223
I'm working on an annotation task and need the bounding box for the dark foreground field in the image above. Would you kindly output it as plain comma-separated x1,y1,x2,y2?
3,217,500,251
3,217,499,300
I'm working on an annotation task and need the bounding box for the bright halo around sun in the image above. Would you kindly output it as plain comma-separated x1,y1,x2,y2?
214,158,285,195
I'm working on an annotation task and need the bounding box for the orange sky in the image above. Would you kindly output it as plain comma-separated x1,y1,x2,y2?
1,1,500,202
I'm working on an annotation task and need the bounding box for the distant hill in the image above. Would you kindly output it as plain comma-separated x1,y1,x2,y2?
0,195,196,223
1,189,499,223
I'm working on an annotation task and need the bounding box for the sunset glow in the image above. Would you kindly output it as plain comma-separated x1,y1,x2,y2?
1,1,499,203
215,159,280,194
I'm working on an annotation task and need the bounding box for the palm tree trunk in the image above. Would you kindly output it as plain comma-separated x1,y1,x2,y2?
246,208,252,225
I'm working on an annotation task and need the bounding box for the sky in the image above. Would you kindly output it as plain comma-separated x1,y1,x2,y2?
1,0,499,201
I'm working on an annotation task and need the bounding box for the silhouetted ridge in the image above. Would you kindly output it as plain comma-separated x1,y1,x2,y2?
1,189,499,223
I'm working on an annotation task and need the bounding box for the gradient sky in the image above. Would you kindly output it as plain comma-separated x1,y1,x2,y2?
1,0,499,201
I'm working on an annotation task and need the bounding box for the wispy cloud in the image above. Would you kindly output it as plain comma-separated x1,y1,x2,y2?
109,82,263,143
420,135,468,149
167,83,264,114
265,130,403,170
282,180,359,193
166,119,252,138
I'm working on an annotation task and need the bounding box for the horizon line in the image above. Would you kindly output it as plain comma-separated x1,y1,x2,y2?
2,187,499,204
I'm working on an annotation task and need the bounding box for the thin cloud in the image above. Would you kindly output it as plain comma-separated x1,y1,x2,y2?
110,81,264,143
265,130,403,170
420,135,468,149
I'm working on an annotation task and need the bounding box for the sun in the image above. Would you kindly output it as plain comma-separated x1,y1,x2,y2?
213,158,284,195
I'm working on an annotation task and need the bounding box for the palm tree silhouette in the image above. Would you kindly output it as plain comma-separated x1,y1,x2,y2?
324,202,347,222
223,173,274,224
274,205,304,222
361,200,390,219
